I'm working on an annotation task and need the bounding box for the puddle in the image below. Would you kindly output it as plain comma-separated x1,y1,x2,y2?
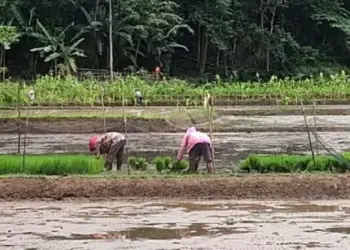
0,200,350,249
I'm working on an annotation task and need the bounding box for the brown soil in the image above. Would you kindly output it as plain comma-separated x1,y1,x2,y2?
0,117,177,133
2,117,350,133
0,175,349,201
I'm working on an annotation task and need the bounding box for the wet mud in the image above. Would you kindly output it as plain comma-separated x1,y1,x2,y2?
3,114,350,133
0,199,350,249
0,175,349,200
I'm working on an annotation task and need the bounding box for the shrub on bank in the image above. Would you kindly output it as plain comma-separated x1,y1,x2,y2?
0,155,104,175
239,154,350,173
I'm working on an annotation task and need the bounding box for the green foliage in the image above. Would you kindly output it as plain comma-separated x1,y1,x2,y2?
152,156,172,173
152,156,188,173
0,155,103,175
1,72,350,106
0,26,20,49
4,0,350,79
170,160,188,173
128,156,148,170
240,153,350,173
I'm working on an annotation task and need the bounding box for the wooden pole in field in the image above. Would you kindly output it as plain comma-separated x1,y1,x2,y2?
301,101,316,169
206,92,215,170
17,82,21,154
313,100,319,155
121,78,130,175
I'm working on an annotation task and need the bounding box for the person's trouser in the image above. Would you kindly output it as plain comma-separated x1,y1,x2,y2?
136,96,142,106
188,142,214,173
105,139,126,171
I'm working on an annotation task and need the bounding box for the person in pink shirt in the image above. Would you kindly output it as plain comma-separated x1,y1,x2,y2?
177,126,215,174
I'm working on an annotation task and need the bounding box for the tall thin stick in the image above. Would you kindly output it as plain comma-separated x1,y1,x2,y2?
17,82,21,154
22,103,29,171
121,80,130,175
101,83,106,133
313,100,319,155
209,95,215,170
301,101,316,169
205,92,215,170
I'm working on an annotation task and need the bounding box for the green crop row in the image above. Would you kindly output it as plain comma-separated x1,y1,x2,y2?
0,155,104,175
1,71,350,106
0,155,190,175
239,153,350,173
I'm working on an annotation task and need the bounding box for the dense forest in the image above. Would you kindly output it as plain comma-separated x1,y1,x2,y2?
0,0,349,81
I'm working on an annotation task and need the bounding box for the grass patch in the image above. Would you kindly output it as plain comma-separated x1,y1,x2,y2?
239,153,350,173
0,155,104,175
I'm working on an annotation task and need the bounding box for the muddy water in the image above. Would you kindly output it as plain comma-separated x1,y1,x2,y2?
0,200,350,249
1,132,350,169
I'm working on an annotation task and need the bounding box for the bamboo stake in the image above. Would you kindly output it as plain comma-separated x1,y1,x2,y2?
313,100,319,155
101,83,106,133
122,79,130,175
209,95,215,170
301,101,316,170
22,102,29,172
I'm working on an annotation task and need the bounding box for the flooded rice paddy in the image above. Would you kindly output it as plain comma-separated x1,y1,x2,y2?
0,200,350,249
1,131,350,169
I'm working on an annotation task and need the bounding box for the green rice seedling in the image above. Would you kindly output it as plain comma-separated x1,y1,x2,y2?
0,155,104,175
152,156,172,173
170,160,188,173
239,153,350,173
128,157,148,170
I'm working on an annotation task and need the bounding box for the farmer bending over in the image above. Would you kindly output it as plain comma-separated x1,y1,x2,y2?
177,126,215,174
89,132,126,171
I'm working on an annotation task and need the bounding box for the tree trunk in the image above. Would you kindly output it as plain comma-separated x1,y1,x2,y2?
216,49,220,72
266,4,277,72
199,30,208,75
197,24,201,69
109,0,113,81
231,38,237,69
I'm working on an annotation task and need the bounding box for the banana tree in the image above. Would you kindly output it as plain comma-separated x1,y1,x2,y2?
133,0,193,72
11,5,39,76
73,0,144,69
30,19,86,75
0,24,20,81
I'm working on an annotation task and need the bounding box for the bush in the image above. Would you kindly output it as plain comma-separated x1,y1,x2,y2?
128,156,148,170
239,153,350,173
0,155,103,175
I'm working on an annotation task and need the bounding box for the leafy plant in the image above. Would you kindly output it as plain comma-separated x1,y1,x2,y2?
239,153,350,173
30,20,86,75
128,156,148,170
153,156,172,173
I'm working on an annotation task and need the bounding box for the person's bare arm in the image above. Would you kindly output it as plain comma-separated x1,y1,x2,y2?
177,135,188,161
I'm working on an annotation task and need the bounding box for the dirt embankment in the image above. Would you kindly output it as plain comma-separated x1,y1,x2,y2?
3,116,350,133
0,175,349,201
0,118,177,133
